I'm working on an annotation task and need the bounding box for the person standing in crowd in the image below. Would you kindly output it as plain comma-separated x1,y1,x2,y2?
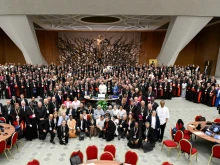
25,102,38,141
94,105,105,120
3,100,15,124
36,101,46,139
156,100,170,142
146,110,160,141
142,122,156,153
58,120,69,145
39,114,56,144
99,81,107,94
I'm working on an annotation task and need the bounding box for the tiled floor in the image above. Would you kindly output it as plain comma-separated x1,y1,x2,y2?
0,98,219,165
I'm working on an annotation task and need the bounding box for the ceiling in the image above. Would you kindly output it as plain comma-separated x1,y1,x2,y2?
32,15,170,31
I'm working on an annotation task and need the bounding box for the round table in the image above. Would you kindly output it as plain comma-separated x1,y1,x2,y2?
84,96,119,102
80,160,121,165
0,123,15,141
187,121,220,143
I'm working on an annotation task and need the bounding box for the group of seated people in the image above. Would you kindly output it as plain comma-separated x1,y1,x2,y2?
0,91,171,153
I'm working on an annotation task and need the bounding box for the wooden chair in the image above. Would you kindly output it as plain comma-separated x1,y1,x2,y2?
6,132,19,158
125,150,138,165
100,151,114,161
0,140,9,161
208,144,220,165
86,145,98,161
178,139,198,164
104,144,116,159
27,159,40,165
70,151,84,163
161,130,183,156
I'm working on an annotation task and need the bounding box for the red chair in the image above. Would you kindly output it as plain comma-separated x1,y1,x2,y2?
178,139,198,164
208,144,220,165
100,151,114,161
27,159,40,165
86,145,98,161
70,151,84,163
161,162,173,165
125,151,138,165
6,132,19,158
161,130,183,156
0,140,9,161
214,118,220,123
104,144,116,159
195,115,202,121
0,117,6,123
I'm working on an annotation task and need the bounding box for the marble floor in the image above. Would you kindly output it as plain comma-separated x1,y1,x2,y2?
0,98,220,165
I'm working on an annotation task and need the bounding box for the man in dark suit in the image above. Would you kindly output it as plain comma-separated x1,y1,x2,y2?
136,101,148,124
18,94,28,106
117,115,128,140
76,114,89,137
66,104,76,118
127,122,142,149
0,102,4,117
48,97,58,114
126,99,138,118
142,122,156,153
145,86,155,103
146,110,160,141
103,116,116,142
55,91,63,108
39,114,56,144
57,120,69,145
3,100,15,124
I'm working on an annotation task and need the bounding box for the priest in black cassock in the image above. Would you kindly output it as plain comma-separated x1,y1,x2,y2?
127,122,142,149
103,116,116,142
25,102,38,141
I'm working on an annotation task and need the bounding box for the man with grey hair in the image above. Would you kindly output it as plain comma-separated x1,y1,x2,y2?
94,105,105,119
36,101,46,139
106,105,113,117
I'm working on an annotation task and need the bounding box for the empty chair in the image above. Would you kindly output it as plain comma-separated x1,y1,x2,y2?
6,132,19,158
100,151,114,161
27,159,40,165
86,145,98,161
161,162,173,165
214,118,220,123
178,139,198,164
0,117,6,123
104,144,116,159
161,130,183,156
0,140,9,161
70,151,84,163
125,151,138,165
208,144,220,165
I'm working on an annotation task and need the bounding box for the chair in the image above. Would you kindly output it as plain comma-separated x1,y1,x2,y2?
0,117,6,123
6,132,19,158
0,140,9,161
195,115,202,121
125,151,138,165
208,144,220,165
161,162,173,165
178,139,198,164
70,151,84,163
86,145,98,161
161,130,183,156
104,144,116,159
27,159,40,165
100,151,114,161
214,118,220,123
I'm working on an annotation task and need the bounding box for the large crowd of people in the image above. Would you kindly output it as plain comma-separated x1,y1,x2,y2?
0,63,219,153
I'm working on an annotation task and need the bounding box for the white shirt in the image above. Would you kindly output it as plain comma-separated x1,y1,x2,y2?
72,100,80,110
151,116,156,129
182,83,187,89
112,109,119,116
118,110,126,119
96,118,105,129
99,84,107,94
156,106,170,125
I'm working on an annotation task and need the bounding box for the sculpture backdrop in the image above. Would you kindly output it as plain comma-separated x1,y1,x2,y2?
57,32,144,66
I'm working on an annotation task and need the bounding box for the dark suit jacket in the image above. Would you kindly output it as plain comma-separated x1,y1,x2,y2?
129,127,142,141
39,118,55,132
118,119,128,130
57,125,69,138
142,127,156,144
77,119,88,131
18,98,28,106
55,94,63,107
3,105,15,120
104,120,116,135
66,108,76,117
48,101,58,114
136,106,148,122
146,115,160,130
